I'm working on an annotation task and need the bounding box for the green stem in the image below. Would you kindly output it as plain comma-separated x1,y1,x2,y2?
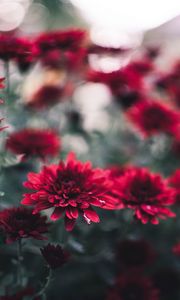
17,239,23,287
35,267,52,299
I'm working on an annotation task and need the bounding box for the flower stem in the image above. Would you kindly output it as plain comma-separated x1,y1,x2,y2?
17,239,23,287
35,267,52,299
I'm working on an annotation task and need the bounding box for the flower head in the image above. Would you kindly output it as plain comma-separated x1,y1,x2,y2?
22,153,116,231
127,100,180,137
0,207,49,243
0,34,36,66
125,60,154,76
40,243,70,269
35,29,86,71
172,242,180,257
117,239,156,269
36,29,86,53
26,85,64,110
168,169,180,204
113,168,175,224
6,128,60,161
106,274,159,300
87,68,143,96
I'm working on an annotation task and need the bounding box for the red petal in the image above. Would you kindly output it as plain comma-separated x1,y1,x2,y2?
65,218,76,231
83,209,100,223
51,207,64,221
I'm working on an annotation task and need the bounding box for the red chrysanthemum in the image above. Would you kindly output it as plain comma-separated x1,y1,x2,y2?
35,29,86,53
125,60,154,76
40,243,70,269
87,68,143,96
0,207,49,244
117,239,156,270
0,34,37,65
172,242,180,257
106,274,159,300
35,29,86,71
168,169,180,204
26,85,64,110
22,152,117,231
112,168,175,224
127,100,180,137
0,77,5,89
6,128,60,161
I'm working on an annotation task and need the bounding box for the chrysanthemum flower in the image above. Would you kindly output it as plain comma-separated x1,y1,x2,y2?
106,274,159,300
22,153,116,231
87,68,144,109
35,29,86,71
0,207,49,243
127,100,180,137
40,243,70,269
117,239,156,269
87,68,143,96
172,242,180,257
113,168,175,224
6,128,60,161
168,169,180,204
35,29,86,53
0,34,36,66
125,60,154,76
26,85,64,109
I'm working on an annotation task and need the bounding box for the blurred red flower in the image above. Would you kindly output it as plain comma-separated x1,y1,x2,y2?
172,242,180,257
168,169,180,204
112,168,175,224
26,85,64,110
88,68,143,95
35,29,86,53
0,34,37,68
117,239,156,270
40,243,70,269
35,29,86,71
87,68,144,109
6,128,60,161
106,274,159,300
125,60,154,76
0,207,49,244
22,152,117,231
127,100,180,137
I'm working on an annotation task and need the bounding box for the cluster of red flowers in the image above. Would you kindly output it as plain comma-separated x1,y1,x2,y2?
106,239,159,300
106,237,180,300
19,154,176,232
